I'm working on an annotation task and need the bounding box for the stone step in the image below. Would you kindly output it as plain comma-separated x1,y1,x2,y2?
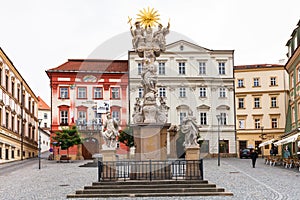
85,183,217,189
92,179,209,185
67,192,233,198
76,187,225,194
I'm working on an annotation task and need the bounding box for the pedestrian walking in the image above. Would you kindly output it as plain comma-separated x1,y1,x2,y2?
250,149,258,168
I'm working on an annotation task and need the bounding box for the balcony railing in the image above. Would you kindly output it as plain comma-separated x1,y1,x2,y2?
76,120,102,131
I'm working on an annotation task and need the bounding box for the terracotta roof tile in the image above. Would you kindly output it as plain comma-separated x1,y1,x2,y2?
47,59,128,72
38,96,50,110
234,64,284,70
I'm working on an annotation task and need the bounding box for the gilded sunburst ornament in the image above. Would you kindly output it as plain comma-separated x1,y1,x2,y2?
136,7,160,28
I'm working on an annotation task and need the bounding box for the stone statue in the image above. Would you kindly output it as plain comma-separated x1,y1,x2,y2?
153,22,170,54
141,61,157,95
128,11,170,124
102,112,119,148
181,110,199,147
130,21,145,52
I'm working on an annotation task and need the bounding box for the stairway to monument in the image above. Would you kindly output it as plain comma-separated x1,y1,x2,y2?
67,180,233,198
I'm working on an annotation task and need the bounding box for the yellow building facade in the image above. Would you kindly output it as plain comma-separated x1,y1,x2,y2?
234,64,289,157
0,48,39,164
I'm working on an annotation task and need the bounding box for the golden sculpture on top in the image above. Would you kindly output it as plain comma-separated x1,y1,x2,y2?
136,7,160,28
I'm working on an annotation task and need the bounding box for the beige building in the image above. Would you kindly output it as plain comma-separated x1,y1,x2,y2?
0,48,39,163
234,64,289,157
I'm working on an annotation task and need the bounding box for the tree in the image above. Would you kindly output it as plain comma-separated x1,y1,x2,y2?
52,126,82,158
118,126,135,148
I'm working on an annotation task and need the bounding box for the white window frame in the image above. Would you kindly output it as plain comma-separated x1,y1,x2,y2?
270,77,277,86
178,62,186,75
138,88,144,98
179,87,186,98
179,112,187,125
218,62,225,75
271,97,277,108
60,87,68,99
237,79,244,87
200,112,207,125
220,113,227,125
219,88,226,98
159,87,166,97
254,97,260,108
199,87,206,98
60,110,68,124
94,87,103,99
138,62,143,75
199,62,206,75
158,62,165,75
78,87,87,99
111,87,120,99
238,98,244,109
255,118,261,129
253,78,260,87
271,118,278,128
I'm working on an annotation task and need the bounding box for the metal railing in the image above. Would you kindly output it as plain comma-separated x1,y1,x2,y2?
98,159,203,182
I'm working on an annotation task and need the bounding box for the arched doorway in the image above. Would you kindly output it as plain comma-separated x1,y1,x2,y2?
82,137,99,159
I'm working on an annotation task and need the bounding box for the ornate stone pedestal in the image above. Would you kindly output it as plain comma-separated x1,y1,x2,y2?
185,146,201,180
132,123,170,161
168,126,179,159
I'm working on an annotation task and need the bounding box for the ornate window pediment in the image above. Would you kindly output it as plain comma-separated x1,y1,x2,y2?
216,105,230,110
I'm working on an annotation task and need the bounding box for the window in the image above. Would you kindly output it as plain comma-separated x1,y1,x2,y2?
112,111,120,121
254,97,260,108
271,97,277,108
179,112,187,125
94,87,103,99
138,88,144,98
60,87,69,99
44,123,47,128
111,87,120,99
218,62,225,75
60,110,68,125
11,81,15,97
298,68,300,82
78,111,86,121
179,87,186,98
17,88,20,102
11,115,14,132
0,147,2,159
219,88,226,98
158,87,166,97
5,112,9,128
253,78,260,87
255,119,261,129
158,62,165,75
178,62,185,75
199,87,206,97
220,113,227,125
5,75,9,91
238,119,245,129
199,62,206,74
270,77,277,86
237,79,244,88
272,118,278,128
77,87,87,99
11,150,14,159
238,98,244,109
138,62,143,75
43,113,47,119
200,112,207,125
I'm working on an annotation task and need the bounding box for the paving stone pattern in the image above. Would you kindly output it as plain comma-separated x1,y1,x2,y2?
0,158,299,200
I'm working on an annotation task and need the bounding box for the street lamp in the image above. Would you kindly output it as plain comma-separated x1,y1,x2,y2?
38,119,42,170
216,115,221,166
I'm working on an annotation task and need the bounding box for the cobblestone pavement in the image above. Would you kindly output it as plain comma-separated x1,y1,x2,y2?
0,157,299,200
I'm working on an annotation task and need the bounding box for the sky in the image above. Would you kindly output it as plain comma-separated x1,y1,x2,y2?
0,0,299,106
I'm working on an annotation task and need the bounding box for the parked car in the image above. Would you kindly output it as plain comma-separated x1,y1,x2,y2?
240,149,251,159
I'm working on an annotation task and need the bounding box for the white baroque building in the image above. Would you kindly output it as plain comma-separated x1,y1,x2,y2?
129,40,236,156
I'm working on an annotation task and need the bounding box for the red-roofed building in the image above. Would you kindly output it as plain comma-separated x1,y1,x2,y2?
46,59,129,160
37,96,51,153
